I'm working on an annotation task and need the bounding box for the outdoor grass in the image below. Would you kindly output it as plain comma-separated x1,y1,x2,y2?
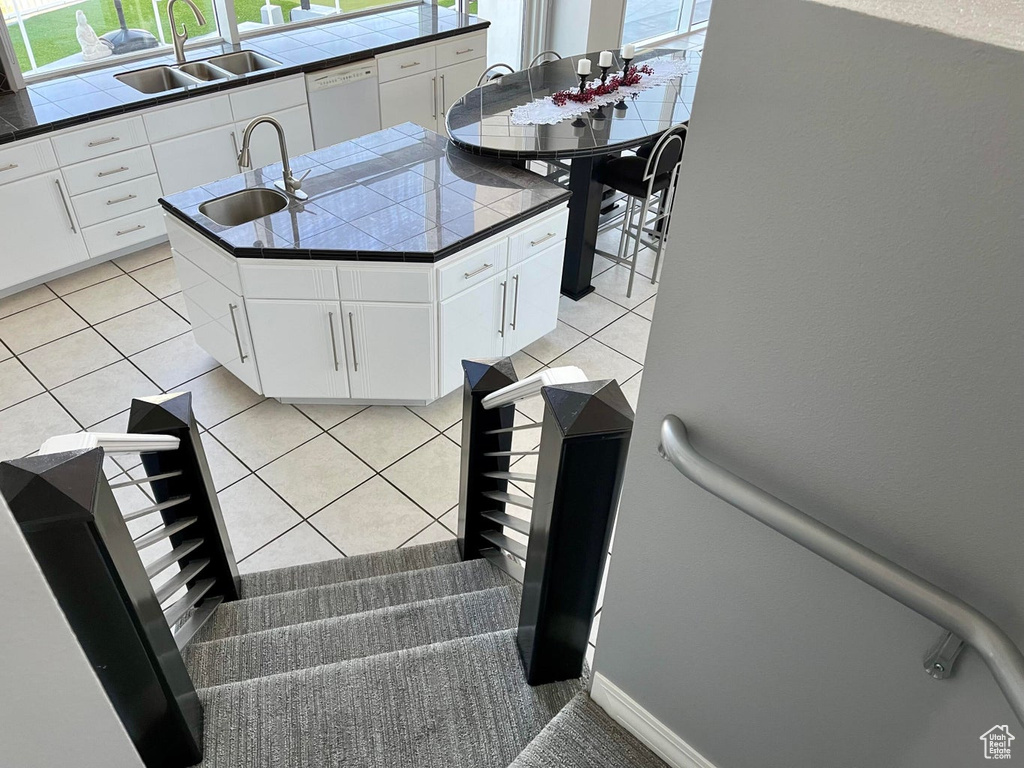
5,0,418,74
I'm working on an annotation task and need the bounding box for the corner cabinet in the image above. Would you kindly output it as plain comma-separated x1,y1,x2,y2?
165,204,567,407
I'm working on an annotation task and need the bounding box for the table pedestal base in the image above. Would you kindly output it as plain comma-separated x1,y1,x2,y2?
560,155,606,300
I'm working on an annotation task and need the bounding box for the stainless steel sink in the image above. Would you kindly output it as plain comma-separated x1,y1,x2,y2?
199,188,289,227
116,66,200,93
205,51,281,75
177,61,231,82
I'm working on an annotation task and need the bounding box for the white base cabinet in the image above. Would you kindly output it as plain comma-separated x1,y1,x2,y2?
165,206,567,406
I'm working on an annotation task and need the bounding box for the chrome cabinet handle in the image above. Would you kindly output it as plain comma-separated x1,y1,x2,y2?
464,262,492,279
530,231,557,247
228,303,248,363
499,280,507,338
97,166,129,178
328,311,340,371
431,76,438,120
348,312,358,371
511,274,520,331
440,73,446,111
0,163,18,172
87,136,120,147
107,193,137,206
54,179,76,233
455,48,473,55
115,224,146,236
400,61,421,69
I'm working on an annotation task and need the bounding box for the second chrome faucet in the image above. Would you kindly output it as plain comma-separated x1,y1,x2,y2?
236,116,311,201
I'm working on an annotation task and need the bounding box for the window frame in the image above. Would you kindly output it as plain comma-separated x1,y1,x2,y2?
620,0,710,50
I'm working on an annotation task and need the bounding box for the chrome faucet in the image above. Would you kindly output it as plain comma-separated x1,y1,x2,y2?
236,116,310,201
167,0,206,65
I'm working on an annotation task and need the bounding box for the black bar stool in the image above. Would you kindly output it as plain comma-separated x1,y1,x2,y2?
594,124,687,297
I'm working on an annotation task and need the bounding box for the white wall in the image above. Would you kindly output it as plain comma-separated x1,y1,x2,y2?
0,497,144,768
593,1,1024,766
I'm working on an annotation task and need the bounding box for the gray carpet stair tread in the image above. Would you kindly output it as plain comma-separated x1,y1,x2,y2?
185,586,521,688
196,629,581,768
195,559,509,643
508,692,669,768
239,540,461,598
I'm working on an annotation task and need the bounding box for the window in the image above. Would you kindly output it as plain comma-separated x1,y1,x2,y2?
621,0,710,47
2,0,217,76
234,0,415,37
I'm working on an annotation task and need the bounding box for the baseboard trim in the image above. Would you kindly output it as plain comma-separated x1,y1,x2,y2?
590,672,717,768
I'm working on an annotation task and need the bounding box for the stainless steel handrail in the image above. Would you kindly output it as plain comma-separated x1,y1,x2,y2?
658,414,1024,726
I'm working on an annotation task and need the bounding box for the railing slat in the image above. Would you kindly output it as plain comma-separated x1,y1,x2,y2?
145,539,205,578
122,495,191,522
481,529,529,560
482,471,537,483
164,578,216,628
134,517,198,549
155,559,210,605
481,490,533,511
482,548,525,583
173,596,224,650
480,510,531,535
110,470,183,489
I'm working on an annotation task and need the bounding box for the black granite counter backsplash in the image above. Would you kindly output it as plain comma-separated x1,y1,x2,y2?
0,5,486,144
160,123,571,263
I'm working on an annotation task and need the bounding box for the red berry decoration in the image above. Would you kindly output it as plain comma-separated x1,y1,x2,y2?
550,63,655,108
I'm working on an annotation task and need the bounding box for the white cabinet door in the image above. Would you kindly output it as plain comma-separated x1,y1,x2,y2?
152,125,240,195
246,299,349,399
234,105,314,171
0,171,88,290
173,252,261,394
504,242,563,354
343,302,435,402
439,275,504,396
438,58,485,125
379,70,439,132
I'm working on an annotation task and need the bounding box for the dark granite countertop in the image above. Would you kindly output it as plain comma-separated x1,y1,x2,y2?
159,123,571,263
0,6,486,146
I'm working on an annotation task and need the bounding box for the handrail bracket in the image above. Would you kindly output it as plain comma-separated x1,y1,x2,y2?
924,631,966,680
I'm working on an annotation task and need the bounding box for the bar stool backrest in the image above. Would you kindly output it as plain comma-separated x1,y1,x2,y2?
528,50,563,68
478,63,517,86
644,124,688,185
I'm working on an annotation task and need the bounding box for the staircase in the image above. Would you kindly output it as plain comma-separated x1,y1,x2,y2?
0,358,666,768
182,539,665,767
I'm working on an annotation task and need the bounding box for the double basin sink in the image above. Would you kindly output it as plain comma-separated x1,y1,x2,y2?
116,51,281,94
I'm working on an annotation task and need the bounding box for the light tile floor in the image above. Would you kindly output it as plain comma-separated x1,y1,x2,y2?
0,228,658,661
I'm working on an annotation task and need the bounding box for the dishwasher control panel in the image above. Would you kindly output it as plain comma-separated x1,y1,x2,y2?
306,62,378,92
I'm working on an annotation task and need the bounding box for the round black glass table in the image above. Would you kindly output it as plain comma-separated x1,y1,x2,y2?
446,48,700,299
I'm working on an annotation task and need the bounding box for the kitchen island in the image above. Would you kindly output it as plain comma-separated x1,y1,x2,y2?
160,123,570,405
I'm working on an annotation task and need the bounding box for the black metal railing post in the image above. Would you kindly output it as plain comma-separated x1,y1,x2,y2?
457,357,519,560
518,379,635,685
0,448,203,767
128,392,240,601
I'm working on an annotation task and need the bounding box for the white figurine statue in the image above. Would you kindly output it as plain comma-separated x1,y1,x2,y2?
76,11,113,62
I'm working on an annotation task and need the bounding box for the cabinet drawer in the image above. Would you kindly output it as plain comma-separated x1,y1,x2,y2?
376,44,436,83
0,139,58,186
240,263,339,300
435,32,487,69
51,116,147,166
144,95,233,143
62,146,157,196
230,77,306,123
508,207,569,266
338,265,433,303
72,174,162,228
82,205,163,257
438,239,508,300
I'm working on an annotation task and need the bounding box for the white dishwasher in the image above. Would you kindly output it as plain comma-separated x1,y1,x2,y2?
305,61,382,149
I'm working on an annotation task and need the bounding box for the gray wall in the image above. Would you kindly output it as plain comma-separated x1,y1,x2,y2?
0,497,144,768
592,1,1024,766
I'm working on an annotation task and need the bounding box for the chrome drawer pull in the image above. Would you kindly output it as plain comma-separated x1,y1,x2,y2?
97,166,129,178
87,136,120,147
228,303,248,363
400,61,421,69
529,231,557,247
348,312,359,371
455,48,474,55
0,163,18,172
115,224,146,236
511,274,520,330
464,262,492,279
107,193,137,206
328,311,340,371
55,179,76,233
499,280,507,338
